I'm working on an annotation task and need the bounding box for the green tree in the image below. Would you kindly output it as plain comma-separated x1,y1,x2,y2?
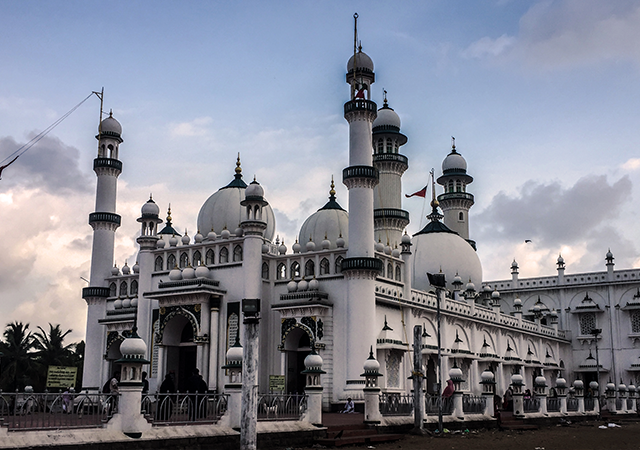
0,322,37,391
33,323,77,391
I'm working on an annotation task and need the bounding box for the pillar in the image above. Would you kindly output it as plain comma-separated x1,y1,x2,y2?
361,347,383,424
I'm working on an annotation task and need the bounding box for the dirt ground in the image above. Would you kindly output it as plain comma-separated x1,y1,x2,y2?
295,419,640,450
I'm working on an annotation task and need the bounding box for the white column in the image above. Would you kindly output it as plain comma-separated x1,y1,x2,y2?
209,307,220,391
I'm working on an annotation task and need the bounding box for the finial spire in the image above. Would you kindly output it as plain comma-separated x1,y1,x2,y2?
353,13,359,55
166,204,172,224
235,153,242,175
451,136,456,152
383,88,388,106
329,176,336,199
426,168,444,223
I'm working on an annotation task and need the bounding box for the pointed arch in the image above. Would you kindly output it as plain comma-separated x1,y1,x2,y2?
335,256,344,274
233,245,243,262
220,247,229,263
119,281,127,297
291,261,300,278
167,254,176,270
179,252,189,268
192,250,202,266
109,282,117,297
130,280,138,296
154,256,163,272
277,262,286,280
206,249,215,265
262,262,269,279
387,263,393,279
395,265,401,281
305,260,315,277
320,258,330,275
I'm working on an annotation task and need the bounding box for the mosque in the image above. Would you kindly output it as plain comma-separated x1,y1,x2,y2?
80,33,640,410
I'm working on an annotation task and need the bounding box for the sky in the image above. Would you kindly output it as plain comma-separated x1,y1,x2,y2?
1,0,640,343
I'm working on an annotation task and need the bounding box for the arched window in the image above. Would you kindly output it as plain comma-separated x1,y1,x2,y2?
379,259,385,277
206,249,215,265
167,254,176,270
456,180,462,192
459,212,464,221
193,250,202,266
291,261,300,278
277,263,286,280
233,245,243,262
130,280,138,296
387,263,393,279
154,256,163,272
179,252,189,268
220,247,229,264
448,180,454,193
335,256,344,274
377,139,383,153
395,265,401,282
386,139,392,153
320,258,330,275
119,281,127,297
109,282,117,297
262,262,269,279
305,260,315,277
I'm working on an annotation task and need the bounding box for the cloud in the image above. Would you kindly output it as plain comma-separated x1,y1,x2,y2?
168,117,214,138
0,135,91,194
622,158,640,171
462,34,515,59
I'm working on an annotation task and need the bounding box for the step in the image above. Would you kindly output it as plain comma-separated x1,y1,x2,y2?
316,433,405,447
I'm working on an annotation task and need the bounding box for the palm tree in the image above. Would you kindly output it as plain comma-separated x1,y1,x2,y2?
0,322,37,391
33,324,76,390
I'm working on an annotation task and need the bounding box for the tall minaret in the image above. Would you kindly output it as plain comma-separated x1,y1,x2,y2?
341,14,381,390
81,110,123,391
372,92,409,249
436,138,475,245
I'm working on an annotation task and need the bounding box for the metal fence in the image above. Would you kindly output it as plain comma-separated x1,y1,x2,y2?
0,391,114,431
567,397,578,412
425,395,453,415
462,395,486,414
585,397,595,411
627,398,634,410
616,398,623,410
547,398,560,412
141,392,228,425
379,393,413,416
523,398,540,413
257,394,306,421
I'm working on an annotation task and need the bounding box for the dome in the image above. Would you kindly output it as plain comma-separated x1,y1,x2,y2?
245,179,264,198
557,254,565,264
197,158,276,242
449,366,464,381
589,380,599,391
132,261,139,274
511,373,524,385
120,333,147,359
401,232,411,245
287,280,297,292
226,343,243,364
181,232,190,245
122,262,130,275
111,265,120,276
309,278,319,290
534,375,547,387
573,379,584,389
412,218,482,291
195,263,210,278
298,179,349,251
141,196,160,217
442,149,467,173
169,267,182,281
304,352,323,370
480,369,495,383
373,104,401,130
556,377,567,388
99,112,122,137
347,49,374,73
363,355,380,374
182,265,195,279
194,231,204,243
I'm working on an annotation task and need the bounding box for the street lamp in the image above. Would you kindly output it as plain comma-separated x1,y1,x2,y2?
427,272,446,434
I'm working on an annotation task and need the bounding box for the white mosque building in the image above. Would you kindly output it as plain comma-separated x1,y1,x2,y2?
80,36,640,410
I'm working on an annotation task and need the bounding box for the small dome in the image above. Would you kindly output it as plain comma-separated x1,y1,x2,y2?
278,241,287,255
618,381,627,391
384,244,392,255
245,179,264,198
336,235,346,248
556,377,566,388
206,229,217,241
114,299,123,309
453,273,463,285
169,267,182,281
573,379,584,389
375,240,384,253
606,249,614,260
511,259,519,270
480,369,495,383
130,297,138,307
132,261,139,274
589,380,599,390
156,239,166,248
298,179,349,251
321,237,331,250
292,240,302,254
181,232,190,245
373,105,401,130
304,352,323,370
449,366,464,381
262,243,269,253
606,380,616,391
194,231,204,243
306,239,316,252
120,333,147,359
347,49,374,73
557,254,565,264
363,355,380,373
514,297,522,305
534,375,547,387
298,279,309,291
221,228,231,239
392,247,400,258
483,285,492,293
111,265,120,276
287,280,298,292
195,263,210,278
182,265,195,279
99,112,122,137
234,227,244,237
122,262,130,275
442,149,467,173
401,232,411,245
169,235,178,247
511,373,524,385
466,280,476,292
309,278,319,290
492,289,500,299
628,383,636,392
122,298,131,308
141,196,160,217
226,343,243,364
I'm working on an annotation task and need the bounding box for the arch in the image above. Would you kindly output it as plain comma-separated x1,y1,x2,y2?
159,309,199,346
179,252,189,268
193,250,202,266
504,335,519,357
220,247,229,263
455,180,462,192
448,180,454,193
167,254,176,270
154,256,164,272
291,261,300,278
477,330,496,355
233,245,243,262
387,263,393,279
106,333,124,360
277,263,286,280
305,260,315,277
459,211,464,221
319,258,330,276
109,282,117,297
335,256,344,274
130,280,138,296
281,323,314,351
379,259,385,277
262,262,269,279
395,265,401,281
118,280,127,298
206,249,215,265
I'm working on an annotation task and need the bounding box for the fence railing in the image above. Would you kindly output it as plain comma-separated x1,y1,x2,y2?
425,395,453,415
462,395,486,414
567,398,578,412
141,392,228,425
585,397,595,411
523,398,540,413
0,391,115,431
616,398,623,410
379,393,413,416
547,398,561,412
257,394,306,421
627,398,634,410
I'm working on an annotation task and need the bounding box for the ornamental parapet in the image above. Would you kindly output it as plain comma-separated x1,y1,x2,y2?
343,165,379,189
82,286,111,299
344,99,377,116
341,257,383,273
373,152,408,169
93,157,123,172
89,212,121,227
437,192,475,203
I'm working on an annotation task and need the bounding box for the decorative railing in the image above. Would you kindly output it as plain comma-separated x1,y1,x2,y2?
547,398,561,412
616,398,623,410
523,398,540,413
425,395,453,415
567,398,578,412
627,398,634,410
379,393,413,416
462,395,486,414
257,394,306,421
0,391,114,431
141,392,227,425
585,397,596,411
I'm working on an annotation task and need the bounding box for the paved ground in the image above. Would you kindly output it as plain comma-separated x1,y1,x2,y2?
293,418,640,450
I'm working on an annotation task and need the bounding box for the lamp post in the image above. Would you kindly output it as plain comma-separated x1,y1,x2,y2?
591,328,602,417
428,272,446,434
241,298,261,450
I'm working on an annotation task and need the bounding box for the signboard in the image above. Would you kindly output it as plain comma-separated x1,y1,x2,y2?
269,375,285,392
46,366,78,389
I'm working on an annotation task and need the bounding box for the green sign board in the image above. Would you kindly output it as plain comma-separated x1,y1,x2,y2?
269,375,285,392
46,366,78,389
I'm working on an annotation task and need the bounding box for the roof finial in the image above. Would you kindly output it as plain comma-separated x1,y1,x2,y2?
426,168,444,223
166,204,172,224
329,176,336,198
353,13,359,55
451,136,456,152
235,153,242,175
383,88,388,107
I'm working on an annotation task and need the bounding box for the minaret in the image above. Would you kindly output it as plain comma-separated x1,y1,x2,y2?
372,91,409,248
81,110,123,391
436,138,475,245
341,14,381,390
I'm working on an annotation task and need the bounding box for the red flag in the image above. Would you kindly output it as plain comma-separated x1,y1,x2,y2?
405,186,427,198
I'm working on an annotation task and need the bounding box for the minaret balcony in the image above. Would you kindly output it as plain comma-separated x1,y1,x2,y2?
373,153,408,165
344,99,377,115
93,158,123,172
437,192,475,202
89,212,122,226
343,165,379,189
374,208,410,222
82,286,111,299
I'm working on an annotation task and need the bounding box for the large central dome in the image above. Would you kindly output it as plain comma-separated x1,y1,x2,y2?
197,158,276,241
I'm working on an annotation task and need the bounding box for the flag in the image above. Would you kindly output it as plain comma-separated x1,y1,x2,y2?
405,186,427,198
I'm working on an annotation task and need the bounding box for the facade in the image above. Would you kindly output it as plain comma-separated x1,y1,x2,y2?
80,36,638,410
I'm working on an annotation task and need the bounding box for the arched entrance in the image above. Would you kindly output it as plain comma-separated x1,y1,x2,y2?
282,327,312,394
105,332,123,387
162,315,197,392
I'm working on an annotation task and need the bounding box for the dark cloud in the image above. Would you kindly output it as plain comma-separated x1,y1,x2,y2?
68,234,92,251
0,134,91,194
475,175,633,249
